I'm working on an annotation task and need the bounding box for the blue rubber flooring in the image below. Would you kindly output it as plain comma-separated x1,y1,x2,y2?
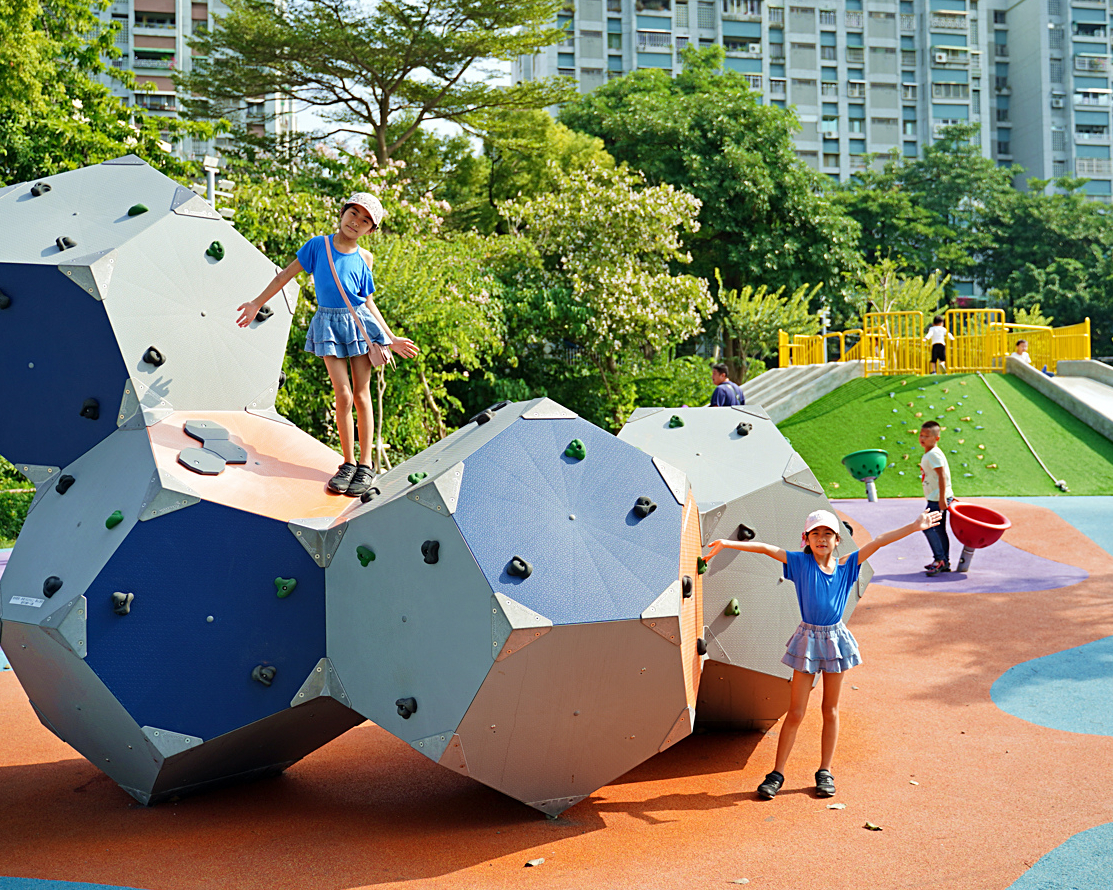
1007,496,1113,558
0,881,146,890
1,547,10,672
1005,823,1113,890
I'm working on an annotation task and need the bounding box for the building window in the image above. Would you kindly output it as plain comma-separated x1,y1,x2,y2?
996,141,1011,154
769,43,785,59
848,117,865,132
698,1,715,28
636,0,671,10
1053,159,1067,176
135,12,175,29
993,10,1006,24
903,119,916,136
972,90,980,113
1050,59,1064,82
932,82,970,99
1051,128,1067,151
821,80,838,96
901,49,916,67
637,30,672,49
676,1,689,25
768,5,784,25
823,152,840,167
1074,23,1107,39
675,34,690,57
1049,28,1063,50
820,45,837,60
845,10,862,28
1048,0,1061,15
1076,123,1109,136
724,0,761,14
608,32,622,49
770,77,787,96
902,83,917,99
847,80,866,98
819,8,836,26
745,73,763,89
725,37,760,52
558,67,576,76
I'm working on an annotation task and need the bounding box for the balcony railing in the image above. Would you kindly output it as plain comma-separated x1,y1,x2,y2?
1075,55,1110,72
930,14,967,29
847,80,865,97
991,44,1009,57
901,13,915,29
768,6,784,25
846,10,862,27
846,47,864,63
1075,93,1112,105
1076,130,1112,142
133,55,175,69
821,81,839,96
637,31,673,50
1077,157,1113,175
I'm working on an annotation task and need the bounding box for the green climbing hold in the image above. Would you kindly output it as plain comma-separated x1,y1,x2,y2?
408,471,428,485
565,439,586,460
127,203,148,216
724,597,741,617
669,415,685,428
105,510,123,529
696,556,708,575
275,577,297,598
206,240,225,261
356,545,376,567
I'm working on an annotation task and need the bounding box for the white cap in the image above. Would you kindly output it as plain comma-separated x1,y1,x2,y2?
343,192,385,227
803,509,841,536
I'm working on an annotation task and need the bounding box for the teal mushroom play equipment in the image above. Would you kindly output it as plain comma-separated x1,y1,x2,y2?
949,502,1011,572
841,449,889,502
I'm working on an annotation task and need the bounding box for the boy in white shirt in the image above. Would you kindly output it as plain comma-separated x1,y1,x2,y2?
919,420,955,576
1013,339,1033,365
924,315,954,374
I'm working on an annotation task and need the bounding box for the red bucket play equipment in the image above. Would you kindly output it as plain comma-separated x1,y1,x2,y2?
949,502,1011,572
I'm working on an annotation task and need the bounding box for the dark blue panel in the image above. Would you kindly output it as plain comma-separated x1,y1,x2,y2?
83,502,326,740
0,263,126,468
453,419,682,625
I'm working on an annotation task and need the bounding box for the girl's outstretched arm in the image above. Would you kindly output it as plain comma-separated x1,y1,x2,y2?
855,510,941,564
707,539,788,565
236,259,302,327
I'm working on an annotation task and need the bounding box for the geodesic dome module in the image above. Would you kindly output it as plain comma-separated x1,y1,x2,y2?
619,405,872,731
328,398,704,815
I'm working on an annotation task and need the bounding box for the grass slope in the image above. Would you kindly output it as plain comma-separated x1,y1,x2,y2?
778,372,1113,499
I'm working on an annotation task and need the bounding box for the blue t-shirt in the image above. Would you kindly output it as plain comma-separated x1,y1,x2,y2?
783,549,862,627
296,235,375,309
710,381,745,406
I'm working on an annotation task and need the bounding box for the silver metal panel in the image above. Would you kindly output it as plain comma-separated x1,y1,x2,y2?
492,592,553,661
520,399,579,420
617,406,797,510
641,581,682,646
138,468,201,521
437,733,470,775
411,730,456,764
0,428,156,629
288,518,347,568
696,662,792,731
406,461,465,516
326,496,498,745
625,407,665,423
529,796,588,816
658,705,694,752
170,187,222,220
2,622,162,796
290,657,351,709
58,248,117,302
452,620,690,815
12,463,61,516
247,381,278,412
651,456,689,506
782,451,824,494
142,725,204,759
51,595,87,658
101,154,148,166
736,404,772,421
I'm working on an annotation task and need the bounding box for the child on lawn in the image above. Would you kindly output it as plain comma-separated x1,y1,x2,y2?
920,420,955,575
924,315,954,374
706,507,940,800
236,193,418,497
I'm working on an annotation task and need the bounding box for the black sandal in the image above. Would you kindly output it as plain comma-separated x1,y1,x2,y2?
757,771,784,800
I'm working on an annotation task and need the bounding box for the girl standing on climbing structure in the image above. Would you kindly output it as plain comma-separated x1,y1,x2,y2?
236,193,418,498
706,507,940,800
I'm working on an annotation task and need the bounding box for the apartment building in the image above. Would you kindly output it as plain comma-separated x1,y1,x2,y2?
99,0,295,161
515,0,1113,201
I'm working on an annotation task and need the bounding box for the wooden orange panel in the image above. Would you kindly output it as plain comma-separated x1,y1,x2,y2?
679,490,704,711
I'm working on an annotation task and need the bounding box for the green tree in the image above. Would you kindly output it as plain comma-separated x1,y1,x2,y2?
844,257,949,318
179,0,575,163
0,0,211,184
560,45,861,294
715,272,819,380
500,160,714,428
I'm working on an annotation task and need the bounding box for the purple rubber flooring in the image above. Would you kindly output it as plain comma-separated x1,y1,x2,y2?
833,498,1089,593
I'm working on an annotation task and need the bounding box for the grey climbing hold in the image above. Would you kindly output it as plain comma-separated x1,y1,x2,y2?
681,575,694,598
421,540,440,564
55,474,75,494
736,523,755,541
736,422,752,437
633,496,657,519
112,592,134,616
251,665,276,686
507,556,532,579
202,439,247,464
142,346,165,367
468,409,495,426
43,576,63,598
30,182,52,197
396,697,418,719
696,637,707,656
255,304,273,322
56,236,77,251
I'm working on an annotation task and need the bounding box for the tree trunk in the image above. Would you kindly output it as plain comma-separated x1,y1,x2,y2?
418,366,447,441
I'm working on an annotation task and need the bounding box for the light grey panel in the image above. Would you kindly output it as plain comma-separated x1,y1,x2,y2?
288,518,347,568
326,496,497,745
782,450,824,493
651,456,689,505
2,622,162,796
170,187,222,220
453,620,690,815
290,657,351,709
492,592,553,661
696,662,791,731
520,398,578,420
0,163,177,266
617,406,796,511
142,725,204,758
406,461,464,515
103,211,293,412
51,595,87,658
58,248,117,301
411,730,457,763
11,463,61,516
138,468,201,521
0,428,156,628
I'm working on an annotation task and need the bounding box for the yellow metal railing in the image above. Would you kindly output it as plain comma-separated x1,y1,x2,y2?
778,315,1091,375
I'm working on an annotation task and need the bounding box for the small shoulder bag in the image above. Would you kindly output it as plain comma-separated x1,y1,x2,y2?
323,236,392,367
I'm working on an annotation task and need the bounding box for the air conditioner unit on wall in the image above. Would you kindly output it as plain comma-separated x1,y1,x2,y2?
1051,98,1065,108
935,52,949,63
749,43,762,52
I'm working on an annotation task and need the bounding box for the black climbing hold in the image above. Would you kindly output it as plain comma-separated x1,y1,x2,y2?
487,400,510,412
56,236,77,251
396,697,418,719
681,575,694,598
55,475,75,495
80,398,100,420
633,496,657,519
669,415,684,428
112,592,134,616
360,486,381,504
696,556,708,575
278,371,286,389
142,346,165,367
468,409,495,426
30,182,52,197
43,577,63,598
206,241,225,261
507,556,533,578
696,637,708,656
408,471,428,485
356,545,375,567
421,540,440,564
736,523,756,541
255,304,273,322
0,289,10,310
251,665,277,687
843,521,855,536
127,203,148,216
736,422,752,437
724,597,741,617
274,577,297,598
105,510,124,529
565,439,586,460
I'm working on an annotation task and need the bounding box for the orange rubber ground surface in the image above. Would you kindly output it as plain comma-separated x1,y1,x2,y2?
2,499,1111,890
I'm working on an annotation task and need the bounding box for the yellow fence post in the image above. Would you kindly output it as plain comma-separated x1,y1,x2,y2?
863,311,926,376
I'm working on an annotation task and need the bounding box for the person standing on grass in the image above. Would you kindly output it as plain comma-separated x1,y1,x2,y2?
236,193,418,497
924,315,954,374
706,508,941,801
919,420,955,575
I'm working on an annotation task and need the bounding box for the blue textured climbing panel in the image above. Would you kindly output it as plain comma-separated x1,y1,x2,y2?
453,419,682,625
0,263,127,469
83,502,326,740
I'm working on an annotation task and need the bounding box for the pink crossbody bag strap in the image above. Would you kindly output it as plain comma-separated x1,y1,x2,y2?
323,236,392,367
